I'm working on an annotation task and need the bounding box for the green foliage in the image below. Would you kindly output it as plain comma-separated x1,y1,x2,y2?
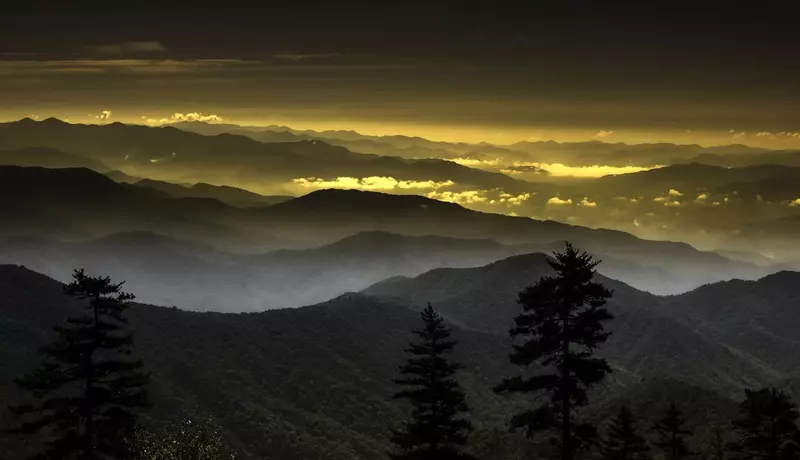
729,388,800,460
391,304,475,460
601,405,651,460
8,269,149,460
652,401,694,460
135,414,237,460
495,242,614,460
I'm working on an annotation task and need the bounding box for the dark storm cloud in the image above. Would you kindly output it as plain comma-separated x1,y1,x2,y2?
1,2,798,133
84,41,168,56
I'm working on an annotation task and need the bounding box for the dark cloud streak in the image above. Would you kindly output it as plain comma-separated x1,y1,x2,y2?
1,2,798,136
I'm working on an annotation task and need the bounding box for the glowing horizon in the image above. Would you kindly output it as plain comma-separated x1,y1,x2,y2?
3,113,798,151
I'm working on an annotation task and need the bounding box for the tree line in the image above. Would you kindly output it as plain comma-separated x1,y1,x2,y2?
4,243,800,460
388,243,800,460
5,269,232,459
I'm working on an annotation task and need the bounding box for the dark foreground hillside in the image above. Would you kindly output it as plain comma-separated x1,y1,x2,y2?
2,262,796,459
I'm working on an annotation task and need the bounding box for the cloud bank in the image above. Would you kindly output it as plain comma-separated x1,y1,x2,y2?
143,112,224,125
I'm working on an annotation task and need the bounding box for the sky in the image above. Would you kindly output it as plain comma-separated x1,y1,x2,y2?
2,2,799,147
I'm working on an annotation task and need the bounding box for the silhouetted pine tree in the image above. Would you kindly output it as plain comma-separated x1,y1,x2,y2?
495,242,614,460
390,303,475,460
729,388,800,460
652,401,694,460
706,422,728,460
9,269,149,460
601,405,651,460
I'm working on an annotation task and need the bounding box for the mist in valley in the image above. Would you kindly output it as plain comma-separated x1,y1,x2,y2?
3,4,800,460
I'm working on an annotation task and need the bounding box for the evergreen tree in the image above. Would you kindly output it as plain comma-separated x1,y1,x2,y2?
390,303,475,460
698,420,731,460
706,421,728,460
601,405,651,460
495,242,614,460
9,269,149,460
652,401,694,460
730,387,800,460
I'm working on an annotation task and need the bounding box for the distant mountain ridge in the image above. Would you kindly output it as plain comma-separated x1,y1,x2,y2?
0,146,109,171
0,118,530,194
135,178,292,207
170,120,798,168
363,253,800,394
0,165,773,298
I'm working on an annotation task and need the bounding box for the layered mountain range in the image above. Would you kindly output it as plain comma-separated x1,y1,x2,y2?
2,118,800,261
1,117,800,459
1,256,798,459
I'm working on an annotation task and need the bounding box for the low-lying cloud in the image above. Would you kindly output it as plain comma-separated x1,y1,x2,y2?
143,112,224,125
447,157,502,168
547,196,573,205
291,176,455,192
513,162,657,178
426,190,488,205
428,189,533,207
95,110,112,121
500,165,549,175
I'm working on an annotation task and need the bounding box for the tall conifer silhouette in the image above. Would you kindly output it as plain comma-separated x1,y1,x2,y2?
9,269,149,460
601,405,651,460
391,303,474,460
652,401,693,460
495,242,614,460
730,387,800,460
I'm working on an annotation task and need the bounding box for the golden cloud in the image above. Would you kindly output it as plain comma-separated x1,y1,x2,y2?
292,176,455,192
513,162,657,178
447,157,502,168
498,192,532,205
143,112,224,125
547,196,573,205
500,165,549,176
94,110,112,121
755,132,800,140
426,190,489,205
578,197,598,207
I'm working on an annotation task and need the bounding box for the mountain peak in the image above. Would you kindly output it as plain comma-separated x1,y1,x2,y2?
753,270,800,289
270,189,467,214
485,251,552,269
40,117,67,125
